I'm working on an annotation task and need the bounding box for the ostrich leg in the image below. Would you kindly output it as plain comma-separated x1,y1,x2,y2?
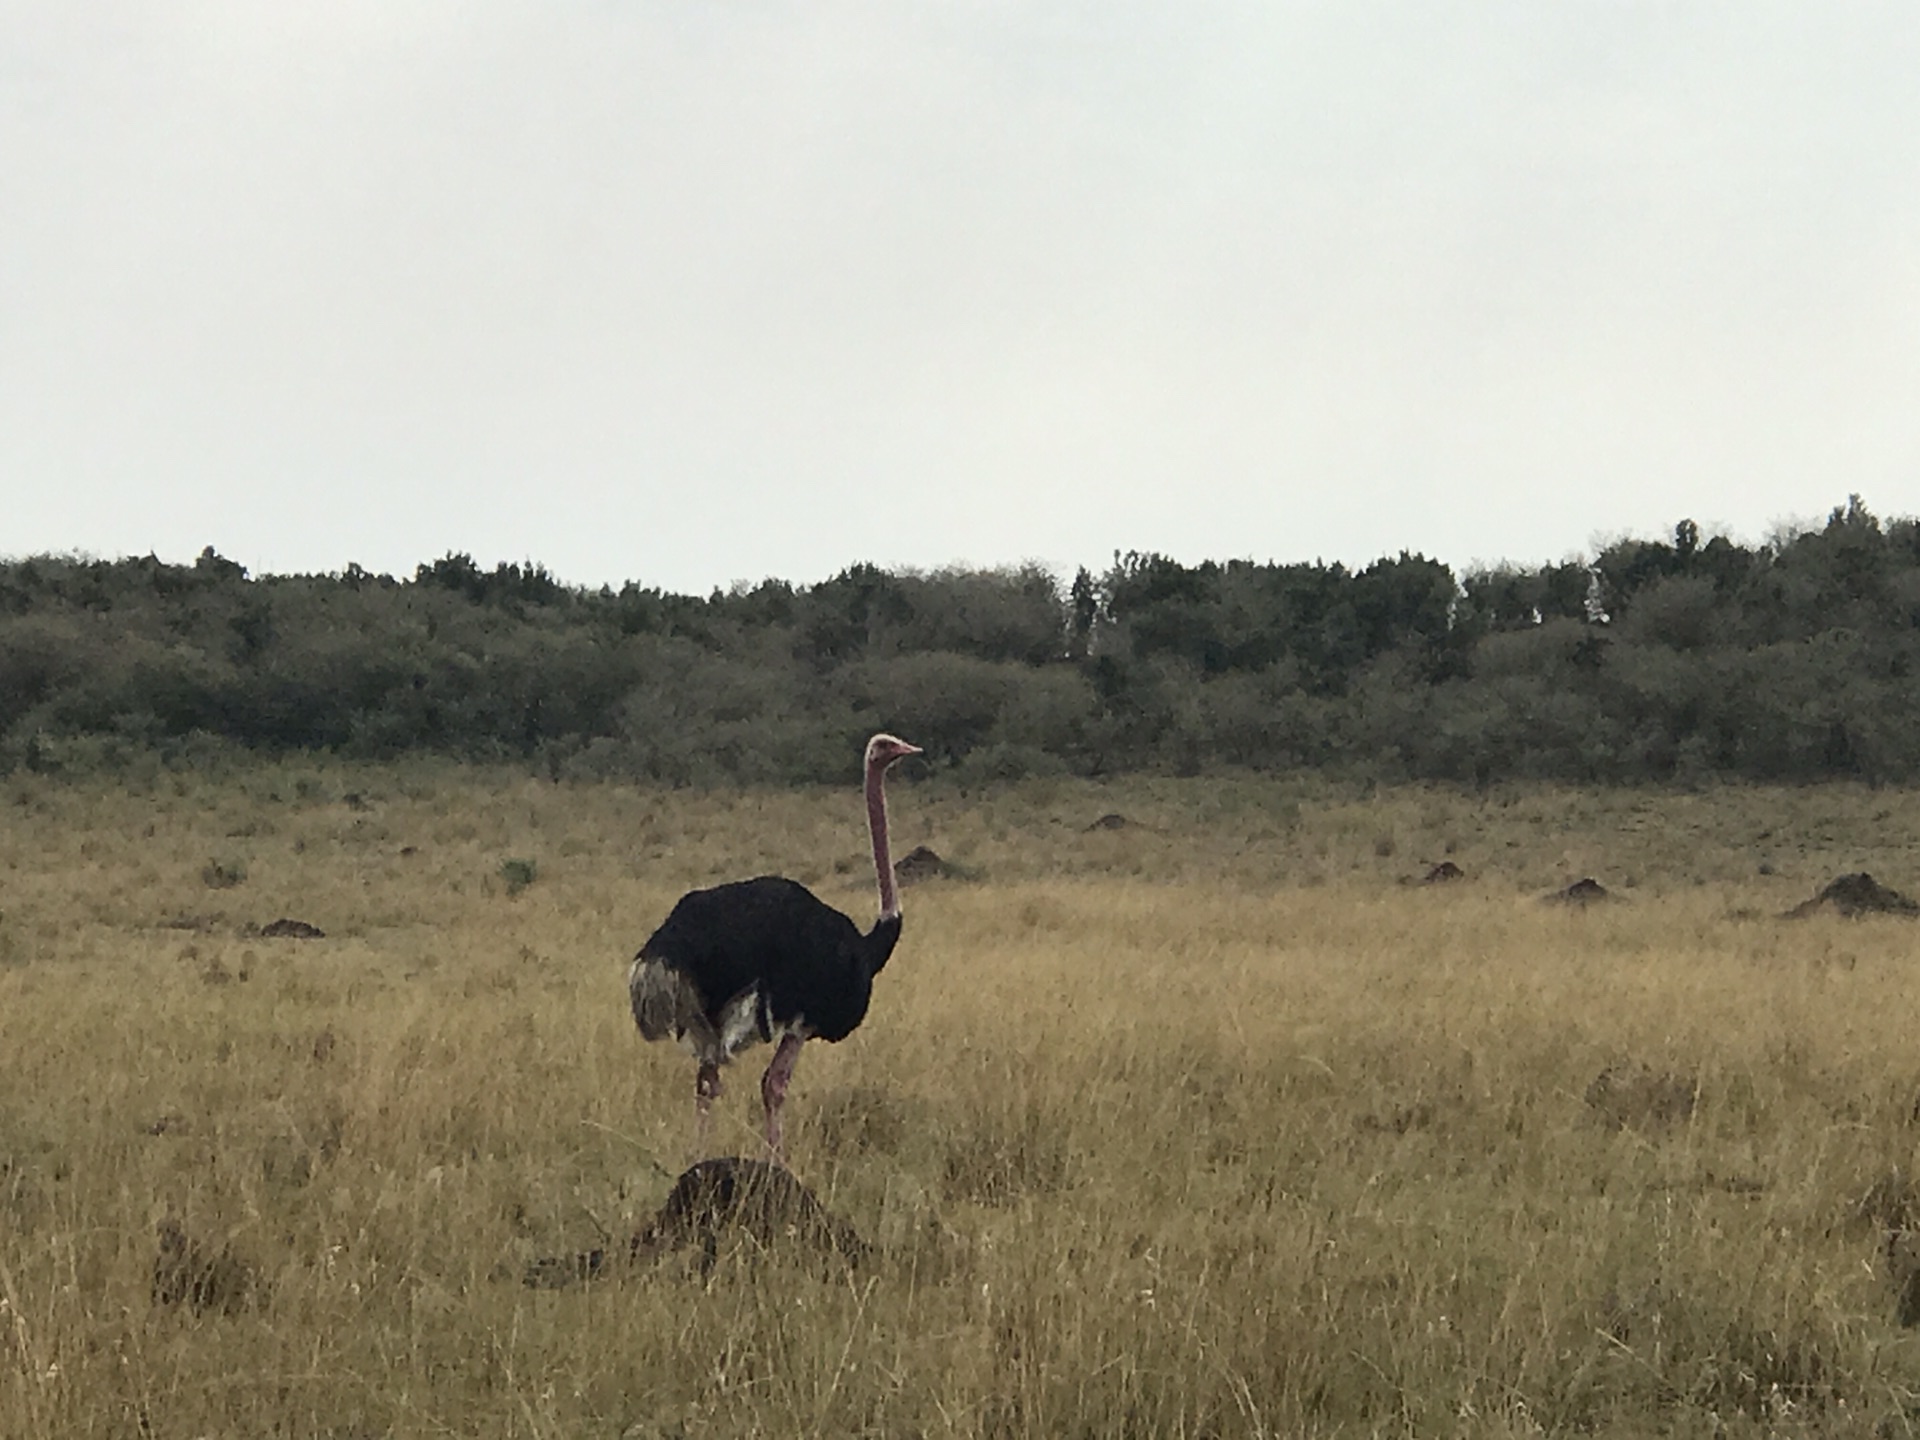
694,1061,722,1157
760,1034,806,1165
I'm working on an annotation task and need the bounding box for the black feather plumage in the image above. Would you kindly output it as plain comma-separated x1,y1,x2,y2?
634,876,900,1045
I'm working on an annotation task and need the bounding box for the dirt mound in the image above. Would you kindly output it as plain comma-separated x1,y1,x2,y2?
1584,1060,1696,1130
260,918,326,939
893,846,948,885
524,1157,868,1287
1784,872,1920,919
1544,877,1612,905
1086,813,1132,832
1419,861,1466,885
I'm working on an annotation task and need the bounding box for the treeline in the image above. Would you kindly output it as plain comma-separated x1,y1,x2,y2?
4,496,1919,785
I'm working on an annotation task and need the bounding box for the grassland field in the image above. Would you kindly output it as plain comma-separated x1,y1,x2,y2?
7,760,1920,1438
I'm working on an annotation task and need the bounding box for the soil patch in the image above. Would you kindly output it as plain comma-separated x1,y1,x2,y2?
260,918,326,939
893,846,948,885
524,1157,867,1286
1784,872,1920,919
1545,877,1612,905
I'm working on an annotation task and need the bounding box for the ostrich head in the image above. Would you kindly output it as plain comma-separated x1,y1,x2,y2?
865,733,922,771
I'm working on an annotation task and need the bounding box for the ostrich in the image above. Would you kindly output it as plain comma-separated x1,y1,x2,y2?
628,732,922,1162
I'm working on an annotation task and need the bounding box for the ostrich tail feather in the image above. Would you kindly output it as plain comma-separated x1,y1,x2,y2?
628,956,707,1042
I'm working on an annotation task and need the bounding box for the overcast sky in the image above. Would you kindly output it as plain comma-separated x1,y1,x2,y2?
4,3,1917,593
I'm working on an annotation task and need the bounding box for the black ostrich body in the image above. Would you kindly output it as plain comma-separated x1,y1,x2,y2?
627,733,920,1160
632,877,901,1054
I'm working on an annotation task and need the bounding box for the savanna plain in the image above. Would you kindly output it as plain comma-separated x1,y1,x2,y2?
8,761,1920,1438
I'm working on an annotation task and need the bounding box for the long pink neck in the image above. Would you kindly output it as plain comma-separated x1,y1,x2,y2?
867,761,899,919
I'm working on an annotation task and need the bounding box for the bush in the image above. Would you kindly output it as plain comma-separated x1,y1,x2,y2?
11,502,1920,787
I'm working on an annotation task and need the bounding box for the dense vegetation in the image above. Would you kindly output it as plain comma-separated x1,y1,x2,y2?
4,495,1918,784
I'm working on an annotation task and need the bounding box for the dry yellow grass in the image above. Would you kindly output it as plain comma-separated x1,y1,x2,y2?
6,762,1920,1437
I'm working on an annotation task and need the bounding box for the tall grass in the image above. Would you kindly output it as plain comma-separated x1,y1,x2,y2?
5,764,1920,1436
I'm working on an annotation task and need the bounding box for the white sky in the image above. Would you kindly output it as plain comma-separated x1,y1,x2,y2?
3,3,1917,593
